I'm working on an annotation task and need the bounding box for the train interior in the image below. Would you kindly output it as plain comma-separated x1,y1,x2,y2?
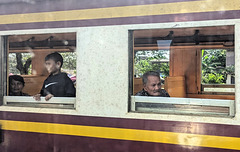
133,25,235,100
131,25,235,116
8,32,76,96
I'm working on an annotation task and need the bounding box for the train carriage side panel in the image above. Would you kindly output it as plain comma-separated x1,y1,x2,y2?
0,0,240,152
1,111,240,152
0,0,238,31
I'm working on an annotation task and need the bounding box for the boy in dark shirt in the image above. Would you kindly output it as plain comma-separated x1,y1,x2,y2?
34,52,76,101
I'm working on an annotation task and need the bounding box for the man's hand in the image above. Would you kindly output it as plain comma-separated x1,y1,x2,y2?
45,94,54,101
33,94,41,101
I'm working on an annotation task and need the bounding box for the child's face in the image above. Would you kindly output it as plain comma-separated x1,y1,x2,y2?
10,79,24,94
45,59,61,75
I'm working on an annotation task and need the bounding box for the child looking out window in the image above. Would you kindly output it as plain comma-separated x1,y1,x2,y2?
33,52,76,101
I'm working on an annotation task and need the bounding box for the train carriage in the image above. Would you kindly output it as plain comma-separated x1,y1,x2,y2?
0,0,240,151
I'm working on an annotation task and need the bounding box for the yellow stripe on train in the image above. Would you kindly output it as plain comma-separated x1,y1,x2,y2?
0,0,239,25
0,120,240,150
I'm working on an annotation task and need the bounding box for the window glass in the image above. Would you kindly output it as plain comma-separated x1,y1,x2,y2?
201,49,235,94
5,32,76,108
9,52,32,75
131,26,235,116
134,50,169,94
134,50,169,78
202,49,235,84
60,52,77,86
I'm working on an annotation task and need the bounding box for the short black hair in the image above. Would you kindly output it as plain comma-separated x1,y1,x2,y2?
142,71,160,85
9,75,25,86
45,52,63,68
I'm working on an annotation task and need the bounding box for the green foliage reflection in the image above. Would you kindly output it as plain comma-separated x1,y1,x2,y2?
201,49,234,84
134,50,169,78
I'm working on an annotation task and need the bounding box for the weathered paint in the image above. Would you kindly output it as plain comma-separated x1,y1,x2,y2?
0,10,238,31
0,0,238,24
2,130,237,152
1,111,240,151
0,19,239,125
0,0,200,15
0,0,239,151
0,0,238,30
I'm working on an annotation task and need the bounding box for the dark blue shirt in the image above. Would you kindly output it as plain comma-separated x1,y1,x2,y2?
40,72,76,97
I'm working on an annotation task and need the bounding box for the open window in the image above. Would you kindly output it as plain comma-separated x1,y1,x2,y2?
130,25,235,117
3,32,76,109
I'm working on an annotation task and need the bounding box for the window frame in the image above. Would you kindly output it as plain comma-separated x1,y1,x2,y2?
0,31,77,109
0,36,8,106
129,25,236,117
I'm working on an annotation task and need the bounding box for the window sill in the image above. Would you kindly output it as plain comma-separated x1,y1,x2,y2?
3,96,75,109
131,96,235,117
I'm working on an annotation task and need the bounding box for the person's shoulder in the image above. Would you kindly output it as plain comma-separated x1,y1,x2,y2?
59,72,69,77
59,72,75,85
45,74,54,80
52,72,68,79
135,89,149,96
160,89,170,97
135,91,142,96
160,89,167,93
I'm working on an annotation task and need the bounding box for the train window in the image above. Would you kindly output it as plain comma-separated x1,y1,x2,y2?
130,25,235,117
3,32,76,109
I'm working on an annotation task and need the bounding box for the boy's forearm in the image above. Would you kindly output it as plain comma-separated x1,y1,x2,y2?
45,94,54,101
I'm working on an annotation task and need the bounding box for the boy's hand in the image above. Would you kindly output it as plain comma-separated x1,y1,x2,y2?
33,94,41,101
45,94,54,101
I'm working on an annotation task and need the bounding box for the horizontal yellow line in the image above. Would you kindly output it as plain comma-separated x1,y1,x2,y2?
0,120,240,150
0,0,239,25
